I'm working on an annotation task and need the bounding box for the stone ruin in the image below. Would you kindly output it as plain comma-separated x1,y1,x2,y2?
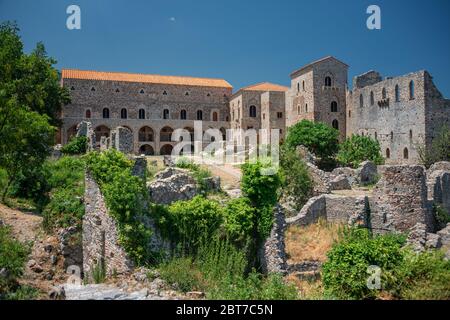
110,126,134,154
76,121,96,152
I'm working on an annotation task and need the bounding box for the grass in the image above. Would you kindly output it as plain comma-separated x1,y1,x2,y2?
285,219,344,263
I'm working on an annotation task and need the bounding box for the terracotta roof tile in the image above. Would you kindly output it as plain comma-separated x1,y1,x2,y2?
240,82,289,92
61,69,233,88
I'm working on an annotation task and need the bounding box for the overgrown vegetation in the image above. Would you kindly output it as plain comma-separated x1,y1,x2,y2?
85,150,153,265
433,204,450,230
159,237,298,300
279,147,313,211
61,136,87,155
322,227,450,300
42,156,85,231
337,134,384,168
417,125,450,168
0,226,38,300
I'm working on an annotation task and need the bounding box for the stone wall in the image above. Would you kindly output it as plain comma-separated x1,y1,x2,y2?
110,126,133,154
286,194,368,227
83,172,134,276
258,205,288,275
369,165,434,233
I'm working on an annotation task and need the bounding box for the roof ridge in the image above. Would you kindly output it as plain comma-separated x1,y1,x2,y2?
61,68,230,82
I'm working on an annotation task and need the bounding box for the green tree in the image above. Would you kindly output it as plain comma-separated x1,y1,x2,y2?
0,22,70,201
284,120,339,160
337,134,384,168
279,147,313,211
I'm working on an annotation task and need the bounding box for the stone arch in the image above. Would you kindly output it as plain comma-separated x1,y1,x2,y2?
160,144,173,155
120,108,127,119
332,119,339,130
67,125,78,142
95,125,110,142
139,126,154,142
102,108,110,119
403,147,409,159
139,144,154,156
160,126,173,142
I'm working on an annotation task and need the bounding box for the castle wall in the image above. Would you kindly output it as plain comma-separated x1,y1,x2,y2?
348,71,428,164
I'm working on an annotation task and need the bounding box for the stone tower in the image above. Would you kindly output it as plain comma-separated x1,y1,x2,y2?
286,56,348,140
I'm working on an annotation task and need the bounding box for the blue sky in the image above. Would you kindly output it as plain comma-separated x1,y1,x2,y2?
1,0,450,95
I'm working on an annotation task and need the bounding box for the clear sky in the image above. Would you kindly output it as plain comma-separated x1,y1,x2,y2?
1,0,450,95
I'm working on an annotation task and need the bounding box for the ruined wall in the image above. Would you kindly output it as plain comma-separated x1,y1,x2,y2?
369,165,433,233
348,71,428,165
83,172,134,276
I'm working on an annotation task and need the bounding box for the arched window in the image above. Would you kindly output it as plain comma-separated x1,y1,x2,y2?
249,105,257,118
180,109,187,120
403,147,409,159
160,127,173,142
120,108,127,119
382,88,387,99
138,126,154,142
95,125,110,142
332,119,339,130
85,109,91,119
102,108,110,119
386,148,390,159
331,101,338,112
370,91,374,105
409,129,413,139
325,76,332,87
305,104,308,113
297,82,300,93
302,81,305,91
390,131,394,141
409,80,415,100
360,94,364,108
163,109,169,119
212,112,218,121
395,85,400,102
197,110,203,120
139,109,145,119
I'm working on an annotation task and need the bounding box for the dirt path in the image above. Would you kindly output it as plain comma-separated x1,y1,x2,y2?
0,203,42,243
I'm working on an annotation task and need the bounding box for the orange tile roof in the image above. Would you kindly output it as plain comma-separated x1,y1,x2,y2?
240,82,289,92
61,69,233,88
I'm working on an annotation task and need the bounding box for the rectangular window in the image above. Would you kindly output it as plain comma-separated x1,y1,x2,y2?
277,112,283,119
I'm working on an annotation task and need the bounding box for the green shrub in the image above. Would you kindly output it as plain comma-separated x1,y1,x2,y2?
223,197,256,244
394,250,450,300
159,257,205,292
41,156,85,231
433,204,450,229
42,188,84,230
85,150,153,265
322,228,406,300
284,120,339,160
0,226,30,294
3,285,40,300
337,134,384,168
61,136,87,155
166,196,223,253
279,147,313,211
241,161,281,240
241,161,280,210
